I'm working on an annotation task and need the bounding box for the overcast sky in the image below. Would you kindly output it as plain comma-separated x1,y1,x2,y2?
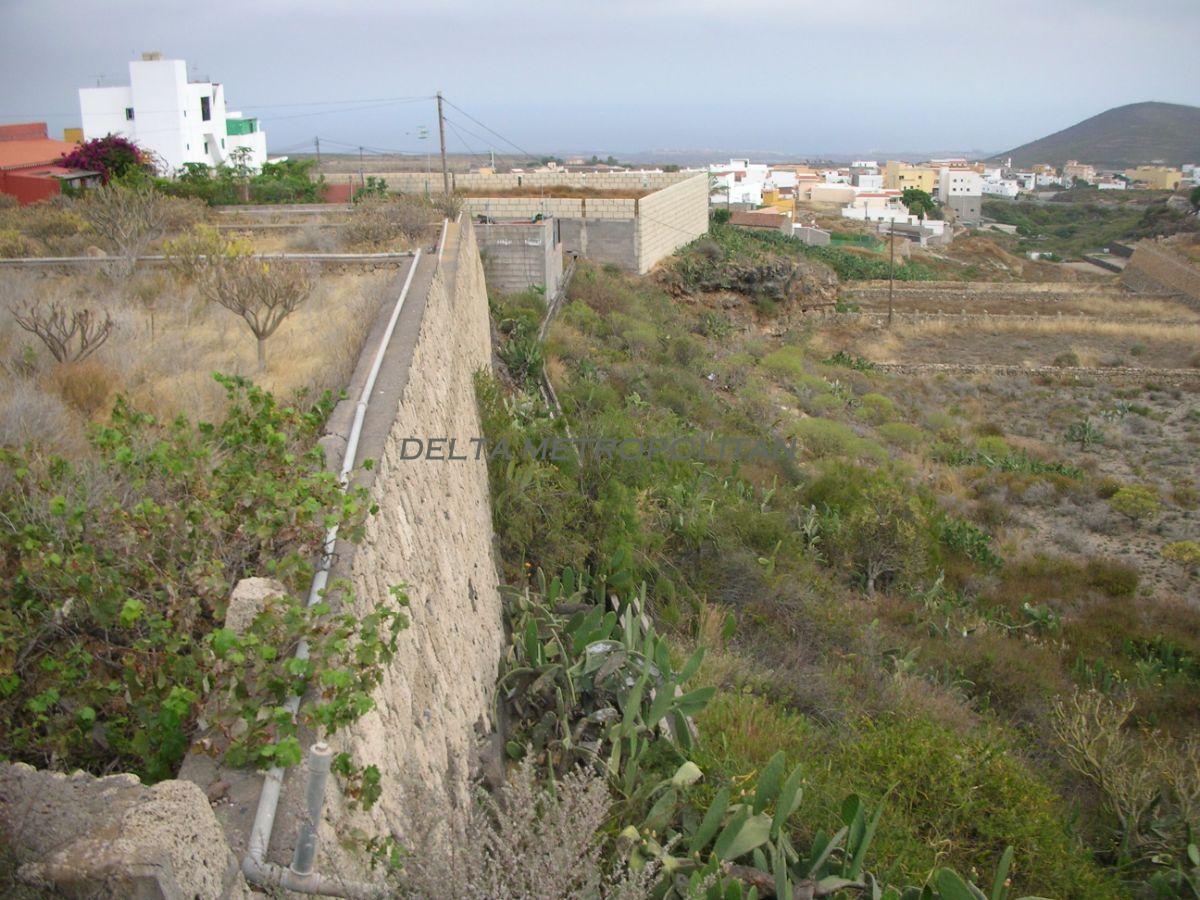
2,0,1198,160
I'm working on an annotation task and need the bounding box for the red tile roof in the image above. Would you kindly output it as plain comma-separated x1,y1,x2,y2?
0,123,77,171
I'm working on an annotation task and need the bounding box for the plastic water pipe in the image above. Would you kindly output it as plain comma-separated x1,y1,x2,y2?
241,241,428,897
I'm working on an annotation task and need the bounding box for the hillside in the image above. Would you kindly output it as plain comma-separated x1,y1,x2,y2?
996,101,1200,168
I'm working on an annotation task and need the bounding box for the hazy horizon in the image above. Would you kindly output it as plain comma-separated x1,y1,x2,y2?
2,0,1198,162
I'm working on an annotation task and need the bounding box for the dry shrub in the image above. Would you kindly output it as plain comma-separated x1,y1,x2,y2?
286,223,338,253
1051,690,1200,859
397,757,652,899
197,256,316,371
44,359,118,417
163,224,253,282
0,378,84,453
340,197,435,247
0,229,32,258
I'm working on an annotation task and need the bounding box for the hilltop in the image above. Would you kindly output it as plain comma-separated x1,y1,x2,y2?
996,101,1200,167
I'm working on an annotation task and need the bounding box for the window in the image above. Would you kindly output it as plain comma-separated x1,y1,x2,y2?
203,141,208,154
200,96,211,121
220,138,225,149
125,107,134,121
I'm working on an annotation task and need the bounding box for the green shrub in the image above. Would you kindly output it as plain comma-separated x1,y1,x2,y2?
759,346,807,377
0,376,400,782
975,435,1011,458
0,228,32,257
877,421,924,450
1109,484,1160,523
798,715,1122,897
789,417,861,458
856,392,897,424
1084,557,1140,598
1162,541,1200,573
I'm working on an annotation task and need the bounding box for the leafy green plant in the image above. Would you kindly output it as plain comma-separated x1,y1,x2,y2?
0,375,390,781
823,350,877,372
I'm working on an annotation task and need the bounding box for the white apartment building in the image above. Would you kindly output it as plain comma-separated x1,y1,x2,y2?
937,167,983,225
981,175,1020,198
79,53,267,174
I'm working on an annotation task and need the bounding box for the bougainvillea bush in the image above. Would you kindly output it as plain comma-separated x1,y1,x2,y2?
60,134,146,183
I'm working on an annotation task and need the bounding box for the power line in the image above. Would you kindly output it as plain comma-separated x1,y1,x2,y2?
239,94,434,110
440,97,536,160
443,118,490,169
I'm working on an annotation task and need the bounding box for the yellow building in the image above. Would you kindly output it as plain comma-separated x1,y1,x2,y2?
1123,166,1182,190
882,161,937,194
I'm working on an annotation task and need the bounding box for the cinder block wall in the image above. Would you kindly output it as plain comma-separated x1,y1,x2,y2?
558,218,638,270
476,218,563,296
332,170,692,194
635,174,710,273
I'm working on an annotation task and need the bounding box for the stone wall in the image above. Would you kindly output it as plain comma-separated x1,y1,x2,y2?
476,217,563,296
842,281,1144,298
874,361,1200,384
0,764,249,898
317,219,504,876
0,223,506,894
1122,240,1200,309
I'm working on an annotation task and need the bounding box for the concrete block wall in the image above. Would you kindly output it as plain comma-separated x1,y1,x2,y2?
635,173,710,274
464,196,637,221
329,170,692,194
477,218,563,296
559,218,639,270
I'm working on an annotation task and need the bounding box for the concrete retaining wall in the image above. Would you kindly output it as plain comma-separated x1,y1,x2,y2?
476,217,563,296
1121,240,1200,309
317,218,504,875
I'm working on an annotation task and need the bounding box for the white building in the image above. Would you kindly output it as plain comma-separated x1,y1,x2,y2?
937,167,983,225
79,52,268,174
937,167,983,199
981,174,1020,198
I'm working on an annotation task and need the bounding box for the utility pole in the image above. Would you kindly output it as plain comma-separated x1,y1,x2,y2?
436,91,449,194
358,146,365,190
314,136,321,170
888,215,895,327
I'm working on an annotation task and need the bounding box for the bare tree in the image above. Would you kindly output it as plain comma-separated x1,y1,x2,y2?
197,256,315,371
12,299,114,363
80,184,173,277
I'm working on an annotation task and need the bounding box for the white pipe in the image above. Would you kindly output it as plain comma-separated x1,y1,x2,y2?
242,244,425,896
436,216,449,261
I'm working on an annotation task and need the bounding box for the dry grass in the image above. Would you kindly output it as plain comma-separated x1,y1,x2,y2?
0,268,394,451
851,292,1200,321
818,317,1200,368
